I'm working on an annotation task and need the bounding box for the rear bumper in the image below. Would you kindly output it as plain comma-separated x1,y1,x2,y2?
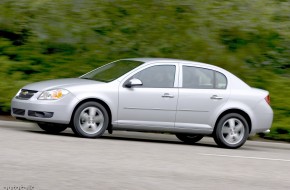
11,93,79,124
250,100,273,135
262,129,270,134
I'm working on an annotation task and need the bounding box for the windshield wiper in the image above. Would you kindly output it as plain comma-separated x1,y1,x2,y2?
80,77,94,80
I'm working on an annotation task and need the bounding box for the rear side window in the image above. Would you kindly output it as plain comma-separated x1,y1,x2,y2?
215,72,227,89
182,66,227,89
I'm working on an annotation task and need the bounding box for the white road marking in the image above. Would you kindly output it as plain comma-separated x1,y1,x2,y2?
0,120,36,127
198,153,290,162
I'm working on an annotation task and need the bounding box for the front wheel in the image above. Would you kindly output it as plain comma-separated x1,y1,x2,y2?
213,113,249,149
176,134,204,144
71,102,109,138
38,123,68,134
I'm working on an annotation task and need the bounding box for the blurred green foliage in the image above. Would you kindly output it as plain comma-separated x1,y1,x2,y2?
0,0,289,140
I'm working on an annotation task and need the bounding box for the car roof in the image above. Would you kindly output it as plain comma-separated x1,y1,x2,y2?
122,58,179,62
121,58,219,70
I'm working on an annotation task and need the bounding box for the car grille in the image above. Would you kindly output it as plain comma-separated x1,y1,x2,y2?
12,108,25,116
16,89,38,100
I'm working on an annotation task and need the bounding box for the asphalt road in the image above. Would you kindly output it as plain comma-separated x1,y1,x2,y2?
0,120,289,190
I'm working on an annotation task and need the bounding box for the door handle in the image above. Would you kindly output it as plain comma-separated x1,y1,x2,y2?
210,95,223,100
162,93,174,98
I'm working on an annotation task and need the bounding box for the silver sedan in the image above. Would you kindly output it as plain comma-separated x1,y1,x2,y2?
11,58,273,148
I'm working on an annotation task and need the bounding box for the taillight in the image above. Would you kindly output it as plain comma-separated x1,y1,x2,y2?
265,95,270,105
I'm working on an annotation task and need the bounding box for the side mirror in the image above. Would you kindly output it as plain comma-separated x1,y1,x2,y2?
125,78,143,88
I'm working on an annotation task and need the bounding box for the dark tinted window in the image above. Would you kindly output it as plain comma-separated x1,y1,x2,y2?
132,65,176,88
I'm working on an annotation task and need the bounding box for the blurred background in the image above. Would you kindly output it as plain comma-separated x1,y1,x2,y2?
0,0,289,141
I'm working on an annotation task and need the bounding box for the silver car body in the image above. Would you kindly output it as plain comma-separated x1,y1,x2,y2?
11,58,273,135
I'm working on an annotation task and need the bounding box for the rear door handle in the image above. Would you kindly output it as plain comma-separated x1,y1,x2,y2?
162,93,174,98
210,95,223,100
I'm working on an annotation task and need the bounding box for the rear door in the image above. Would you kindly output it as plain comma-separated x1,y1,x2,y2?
175,64,230,131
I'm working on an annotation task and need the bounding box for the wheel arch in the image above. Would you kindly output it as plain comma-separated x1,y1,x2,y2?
214,109,252,133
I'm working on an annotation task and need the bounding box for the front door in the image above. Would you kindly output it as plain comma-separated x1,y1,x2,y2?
117,64,178,129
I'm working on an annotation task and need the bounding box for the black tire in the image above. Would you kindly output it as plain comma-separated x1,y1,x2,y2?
176,134,204,144
213,113,249,149
38,123,68,134
72,101,109,138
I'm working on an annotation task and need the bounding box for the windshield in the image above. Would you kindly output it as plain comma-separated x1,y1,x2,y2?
80,60,144,82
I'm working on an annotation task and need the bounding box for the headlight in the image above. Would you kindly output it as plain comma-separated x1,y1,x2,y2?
38,89,69,100
15,89,22,97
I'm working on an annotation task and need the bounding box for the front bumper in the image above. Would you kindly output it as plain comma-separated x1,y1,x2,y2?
11,92,79,124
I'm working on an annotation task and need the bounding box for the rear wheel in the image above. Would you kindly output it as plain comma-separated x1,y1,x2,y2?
213,113,249,149
176,134,204,144
72,102,109,138
38,123,68,134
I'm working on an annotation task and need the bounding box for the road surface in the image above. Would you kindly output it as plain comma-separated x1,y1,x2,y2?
0,120,289,190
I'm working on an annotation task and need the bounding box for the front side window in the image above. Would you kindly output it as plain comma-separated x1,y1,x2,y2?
131,65,176,88
182,66,227,89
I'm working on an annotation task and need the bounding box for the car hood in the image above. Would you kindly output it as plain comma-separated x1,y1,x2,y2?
23,78,103,91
